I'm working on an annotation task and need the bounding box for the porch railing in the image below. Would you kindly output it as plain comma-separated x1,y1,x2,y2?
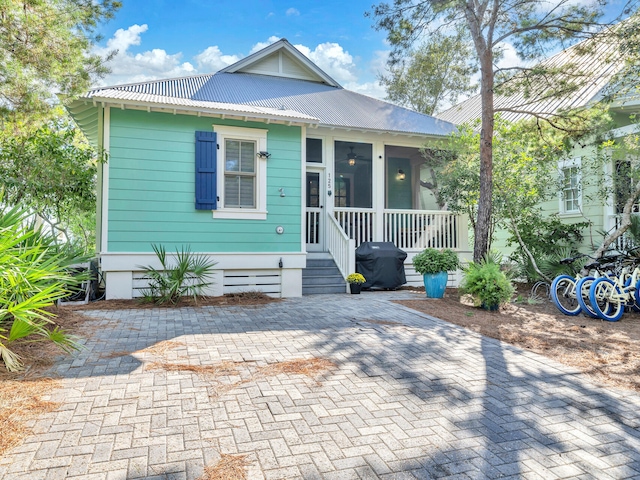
333,208,374,246
383,210,461,250
327,213,355,279
306,209,321,245
331,208,463,250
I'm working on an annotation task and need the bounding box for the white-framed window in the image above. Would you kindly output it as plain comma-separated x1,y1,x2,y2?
559,158,581,214
306,137,323,164
213,125,268,220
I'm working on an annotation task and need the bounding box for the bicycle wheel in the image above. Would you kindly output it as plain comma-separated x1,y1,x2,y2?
576,276,599,318
589,277,624,322
633,279,640,312
550,275,580,315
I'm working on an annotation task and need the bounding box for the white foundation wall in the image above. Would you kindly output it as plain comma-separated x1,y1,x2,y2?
101,252,305,300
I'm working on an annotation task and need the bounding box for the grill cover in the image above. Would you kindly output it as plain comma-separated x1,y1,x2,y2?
356,242,407,289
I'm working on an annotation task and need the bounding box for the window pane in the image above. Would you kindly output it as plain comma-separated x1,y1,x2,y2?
239,177,255,207
307,138,322,163
226,140,240,171
240,141,255,173
224,175,255,207
334,140,372,208
562,166,579,212
224,176,239,207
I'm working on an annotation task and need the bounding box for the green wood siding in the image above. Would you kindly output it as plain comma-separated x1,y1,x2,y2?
491,142,608,256
107,109,302,252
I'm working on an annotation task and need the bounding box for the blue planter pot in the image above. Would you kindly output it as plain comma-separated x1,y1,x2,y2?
423,272,448,298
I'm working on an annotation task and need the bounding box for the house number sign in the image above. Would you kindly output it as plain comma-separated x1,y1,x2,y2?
327,172,332,196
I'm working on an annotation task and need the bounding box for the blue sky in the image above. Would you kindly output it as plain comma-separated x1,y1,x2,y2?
93,1,631,103
94,1,391,98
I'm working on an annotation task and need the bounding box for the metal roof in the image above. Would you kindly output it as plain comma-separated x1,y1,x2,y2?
84,72,455,137
86,87,320,122
69,38,455,147
438,33,624,125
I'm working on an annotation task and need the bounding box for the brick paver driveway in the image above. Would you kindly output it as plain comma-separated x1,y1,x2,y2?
1,292,640,479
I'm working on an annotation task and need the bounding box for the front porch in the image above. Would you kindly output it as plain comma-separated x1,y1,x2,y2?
307,208,470,289
303,133,470,291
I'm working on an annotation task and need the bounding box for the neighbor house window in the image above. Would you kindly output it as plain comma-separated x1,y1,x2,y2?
560,160,581,214
213,125,268,220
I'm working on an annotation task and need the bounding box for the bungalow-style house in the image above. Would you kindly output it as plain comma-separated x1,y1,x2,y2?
67,39,467,299
438,31,640,255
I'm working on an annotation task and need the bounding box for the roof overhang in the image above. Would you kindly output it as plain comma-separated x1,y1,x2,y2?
66,90,321,147
311,123,452,140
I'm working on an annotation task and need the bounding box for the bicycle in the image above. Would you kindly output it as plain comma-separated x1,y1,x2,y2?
587,264,640,321
550,254,613,316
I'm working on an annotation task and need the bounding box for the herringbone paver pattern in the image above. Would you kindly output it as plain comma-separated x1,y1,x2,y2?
1,292,640,479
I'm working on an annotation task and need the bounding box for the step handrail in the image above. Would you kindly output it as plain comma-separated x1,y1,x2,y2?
327,212,355,278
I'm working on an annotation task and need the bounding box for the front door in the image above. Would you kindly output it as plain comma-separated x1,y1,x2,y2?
306,169,324,251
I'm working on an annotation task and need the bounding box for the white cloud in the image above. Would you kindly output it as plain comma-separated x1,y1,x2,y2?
94,24,196,86
369,50,390,76
496,41,524,70
249,36,281,54
94,26,388,102
294,42,358,84
194,46,240,73
285,7,300,16
344,81,386,100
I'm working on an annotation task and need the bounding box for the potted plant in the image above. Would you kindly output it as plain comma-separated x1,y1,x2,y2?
346,273,366,294
412,248,459,298
461,255,514,310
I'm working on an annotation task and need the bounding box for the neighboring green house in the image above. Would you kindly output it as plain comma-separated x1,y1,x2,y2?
438,34,640,256
67,39,466,299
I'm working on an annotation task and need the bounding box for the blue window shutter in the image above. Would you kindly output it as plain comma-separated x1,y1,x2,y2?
195,131,217,210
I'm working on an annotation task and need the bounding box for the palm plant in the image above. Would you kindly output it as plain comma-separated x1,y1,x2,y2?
140,244,216,304
0,205,83,371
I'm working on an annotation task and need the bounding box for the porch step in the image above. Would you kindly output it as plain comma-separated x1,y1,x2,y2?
302,256,346,295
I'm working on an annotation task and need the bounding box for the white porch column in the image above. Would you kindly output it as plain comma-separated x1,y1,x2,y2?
373,141,386,242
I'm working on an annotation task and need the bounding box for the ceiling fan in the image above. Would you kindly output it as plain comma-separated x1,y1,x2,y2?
345,146,362,166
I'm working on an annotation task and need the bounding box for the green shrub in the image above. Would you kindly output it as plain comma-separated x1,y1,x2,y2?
506,214,589,281
412,248,459,275
461,254,514,308
140,244,217,304
0,205,82,372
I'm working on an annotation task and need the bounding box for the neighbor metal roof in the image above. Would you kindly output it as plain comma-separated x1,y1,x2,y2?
438,33,625,125
82,72,455,137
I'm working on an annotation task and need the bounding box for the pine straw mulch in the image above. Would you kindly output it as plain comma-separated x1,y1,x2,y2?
145,355,335,398
0,378,61,457
0,308,99,458
69,291,278,311
198,453,251,480
396,287,640,392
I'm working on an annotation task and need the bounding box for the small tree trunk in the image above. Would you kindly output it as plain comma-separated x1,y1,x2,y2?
593,180,640,258
509,212,551,283
473,50,494,262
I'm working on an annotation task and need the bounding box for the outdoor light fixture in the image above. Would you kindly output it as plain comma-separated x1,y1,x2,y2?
257,151,271,159
347,146,357,166
397,169,406,181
